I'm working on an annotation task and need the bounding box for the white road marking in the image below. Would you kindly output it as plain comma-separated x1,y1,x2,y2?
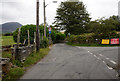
102,60,114,70
106,58,110,60
85,50,117,70
99,54,103,56
90,53,93,55
103,61,106,64
94,55,97,58
110,60,117,64
106,66,113,70
97,57,100,60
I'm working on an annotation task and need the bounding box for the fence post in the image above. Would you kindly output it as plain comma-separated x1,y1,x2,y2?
23,39,26,45
34,32,36,51
12,45,18,60
28,30,30,46
42,33,43,40
17,28,21,48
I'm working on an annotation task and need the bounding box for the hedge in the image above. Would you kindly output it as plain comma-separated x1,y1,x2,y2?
67,31,120,44
13,24,66,45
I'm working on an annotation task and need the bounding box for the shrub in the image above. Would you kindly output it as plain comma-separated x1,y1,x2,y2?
56,33,66,43
13,25,48,44
13,24,59,45
40,37,49,48
3,33,13,36
51,30,56,43
67,32,120,44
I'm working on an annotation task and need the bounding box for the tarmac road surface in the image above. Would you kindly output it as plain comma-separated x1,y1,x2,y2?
21,43,119,79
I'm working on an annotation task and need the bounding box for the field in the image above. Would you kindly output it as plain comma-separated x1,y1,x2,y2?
2,36,16,46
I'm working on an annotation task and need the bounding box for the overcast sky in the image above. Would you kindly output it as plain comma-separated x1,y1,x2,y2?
0,0,119,25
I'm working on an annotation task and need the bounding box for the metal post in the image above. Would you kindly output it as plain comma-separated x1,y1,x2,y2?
44,0,46,37
36,0,40,51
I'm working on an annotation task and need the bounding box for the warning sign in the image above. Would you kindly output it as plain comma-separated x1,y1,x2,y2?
102,39,109,44
111,38,119,44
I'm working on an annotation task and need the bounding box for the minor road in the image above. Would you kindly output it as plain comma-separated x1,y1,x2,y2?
21,43,118,79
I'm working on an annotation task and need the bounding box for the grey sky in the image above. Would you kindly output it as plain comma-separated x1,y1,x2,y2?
0,0,119,25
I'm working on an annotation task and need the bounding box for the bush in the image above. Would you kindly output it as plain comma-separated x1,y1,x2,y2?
13,25,48,44
51,30,56,43
40,37,49,48
11,59,23,67
67,32,120,44
3,33,13,36
56,33,66,43
13,24,60,45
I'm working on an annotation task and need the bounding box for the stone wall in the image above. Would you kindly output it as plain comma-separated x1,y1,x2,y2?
12,44,35,62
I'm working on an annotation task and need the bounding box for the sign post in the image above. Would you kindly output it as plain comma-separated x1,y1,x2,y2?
48,26,52,45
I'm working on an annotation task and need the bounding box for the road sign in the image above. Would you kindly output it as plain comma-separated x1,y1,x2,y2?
49,26,51,31
49,26,51,34
102,39,109,44
49,31,51,34
111,38,119,44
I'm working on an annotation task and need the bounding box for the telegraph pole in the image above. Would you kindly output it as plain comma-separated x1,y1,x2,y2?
44,0,46,37
36,0,40,51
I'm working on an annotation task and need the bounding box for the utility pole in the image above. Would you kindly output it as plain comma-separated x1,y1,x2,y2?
36,0,40,51
43,0,46,37
17,28,21,48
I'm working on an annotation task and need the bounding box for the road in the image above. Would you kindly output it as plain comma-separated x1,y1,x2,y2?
21,43,119,79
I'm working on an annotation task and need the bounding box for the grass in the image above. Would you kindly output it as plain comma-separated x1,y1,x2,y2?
67,42,120,47
2,36,16,46
2,68,24,81
2,51,12,58
23,48,50,67
2,48,50,81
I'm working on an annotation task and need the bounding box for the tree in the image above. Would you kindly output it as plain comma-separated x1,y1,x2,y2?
109,15,120,31
86,21,101,33
53,0,91,35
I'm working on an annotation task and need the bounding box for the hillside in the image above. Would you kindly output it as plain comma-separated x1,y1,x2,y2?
1,22,22,33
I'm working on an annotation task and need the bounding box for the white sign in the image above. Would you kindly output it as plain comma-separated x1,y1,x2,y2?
49,26,51,31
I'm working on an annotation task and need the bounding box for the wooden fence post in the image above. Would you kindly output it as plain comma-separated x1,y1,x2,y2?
34,32,36,51
42,33,43,40
28,30,30,46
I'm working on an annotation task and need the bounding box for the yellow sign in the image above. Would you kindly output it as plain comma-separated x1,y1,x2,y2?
102,39,109,44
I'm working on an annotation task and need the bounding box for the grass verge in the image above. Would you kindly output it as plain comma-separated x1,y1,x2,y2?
67,42,120,47
23,48,50,67
2,36,16,46
2,48,50,81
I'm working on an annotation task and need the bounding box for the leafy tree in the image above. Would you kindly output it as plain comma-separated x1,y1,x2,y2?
109,15,120,31
53,0,91,35
86,21,100,33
